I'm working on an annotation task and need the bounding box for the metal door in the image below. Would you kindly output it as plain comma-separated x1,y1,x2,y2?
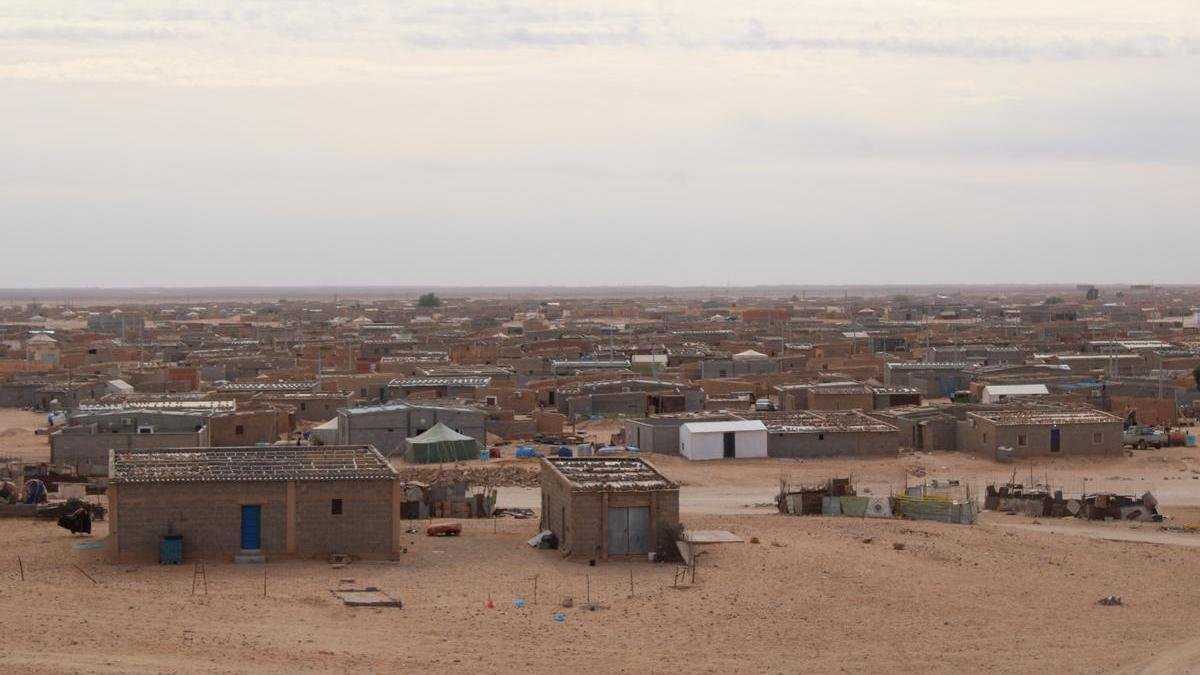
1050,428,1061,452
723,432,736,458
607,507,629,555
626,506,650,554
240,505,262,550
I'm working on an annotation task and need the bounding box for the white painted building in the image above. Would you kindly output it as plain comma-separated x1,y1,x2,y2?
980,384,1050,404
678,420,768,460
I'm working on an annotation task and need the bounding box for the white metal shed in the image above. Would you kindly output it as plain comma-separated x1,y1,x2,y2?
678,420,768,460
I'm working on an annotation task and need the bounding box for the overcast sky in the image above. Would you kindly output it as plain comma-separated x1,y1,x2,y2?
1,1,1197,287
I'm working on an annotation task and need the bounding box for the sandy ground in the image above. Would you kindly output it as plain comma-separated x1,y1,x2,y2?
5,511,1200,673
0,408,50,463
7,409,1200,672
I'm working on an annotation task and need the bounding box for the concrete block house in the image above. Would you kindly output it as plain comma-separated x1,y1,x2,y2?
539,457,679,562
106,445,400,562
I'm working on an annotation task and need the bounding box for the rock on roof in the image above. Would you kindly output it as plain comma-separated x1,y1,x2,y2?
110,445,396,483
545,457,676,491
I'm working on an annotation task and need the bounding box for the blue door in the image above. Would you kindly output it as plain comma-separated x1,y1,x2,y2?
240,505,262,550
1050,428,1061,453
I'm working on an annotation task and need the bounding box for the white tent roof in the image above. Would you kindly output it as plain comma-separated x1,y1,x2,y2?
733,349,768,360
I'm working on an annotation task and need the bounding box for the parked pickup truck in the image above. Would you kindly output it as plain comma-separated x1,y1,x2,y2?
1124,425,1168,449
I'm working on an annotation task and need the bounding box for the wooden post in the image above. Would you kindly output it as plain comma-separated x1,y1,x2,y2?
629,569,634,597
649,491,658,558
72,563,97,584
106,483,119,560
263,567,268,597
533,575,538,605
286,480,297,555
390,479,402,555
600,492,609,561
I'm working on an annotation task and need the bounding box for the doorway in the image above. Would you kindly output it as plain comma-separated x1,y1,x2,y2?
607,506,650,556
723,432,736,458
1050,427,1061,453
240,505,262,550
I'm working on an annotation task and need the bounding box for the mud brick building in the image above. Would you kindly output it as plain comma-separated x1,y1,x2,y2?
960,409,1124,459
539,457,679,562
107,445,400,562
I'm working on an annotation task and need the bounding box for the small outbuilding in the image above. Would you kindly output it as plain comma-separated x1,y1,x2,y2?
107,445,401,562
678,420,768,460
980,384,1050,404
539,457,679,561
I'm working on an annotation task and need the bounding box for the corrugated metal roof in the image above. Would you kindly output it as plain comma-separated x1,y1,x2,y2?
111,445,396,483
546,457,676,491
680,420,767,433
982,384,1049,396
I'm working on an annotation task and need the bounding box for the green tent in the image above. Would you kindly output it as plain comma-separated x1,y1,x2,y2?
404,422,482,464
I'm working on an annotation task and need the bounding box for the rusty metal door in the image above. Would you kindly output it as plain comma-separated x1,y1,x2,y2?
607,507,629,555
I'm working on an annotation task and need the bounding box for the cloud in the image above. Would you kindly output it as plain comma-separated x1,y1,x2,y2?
1,1,1197,86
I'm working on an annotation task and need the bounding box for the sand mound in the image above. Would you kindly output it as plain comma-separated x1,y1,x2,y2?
0,428,31,437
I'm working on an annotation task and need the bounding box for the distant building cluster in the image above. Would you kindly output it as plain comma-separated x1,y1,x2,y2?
3,286,1199,560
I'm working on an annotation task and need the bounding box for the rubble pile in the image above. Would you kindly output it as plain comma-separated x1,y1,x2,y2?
395,465,540,488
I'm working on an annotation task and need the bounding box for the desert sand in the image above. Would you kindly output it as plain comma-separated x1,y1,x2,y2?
5,411,1200,673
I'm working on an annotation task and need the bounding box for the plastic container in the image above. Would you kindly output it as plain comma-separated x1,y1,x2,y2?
160,535,183,564
1189,434,1197,448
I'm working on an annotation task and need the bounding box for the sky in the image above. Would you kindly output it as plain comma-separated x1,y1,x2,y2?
1,1,1198,288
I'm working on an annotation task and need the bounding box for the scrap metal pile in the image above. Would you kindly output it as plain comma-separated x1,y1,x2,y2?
985,483,1160,522
777,477,977,525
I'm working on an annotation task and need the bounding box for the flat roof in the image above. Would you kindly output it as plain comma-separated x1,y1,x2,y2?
886,362,970,370
739,410,897,433
982,384,1049,396
78,400,236,412
969,410,1121,426
389,376,491,388
681,420,767,434
545,457,676,491
110,445,396,483
340,401,480,416
217,381,318,391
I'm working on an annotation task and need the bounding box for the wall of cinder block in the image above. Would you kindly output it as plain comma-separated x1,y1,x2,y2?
113,479,394,560
767,430,899,459
960,419,1124,458
51,430,205,477
540,469,574,551
116,481,289,560
294,480,393,554
539,471,681,560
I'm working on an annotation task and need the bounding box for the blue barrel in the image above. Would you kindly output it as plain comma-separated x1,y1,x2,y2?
160,535,183,564
479,450,490,462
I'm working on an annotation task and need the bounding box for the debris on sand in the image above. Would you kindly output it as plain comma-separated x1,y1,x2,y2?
1097,596,1123,606
332,587,402,608
395,465,538,488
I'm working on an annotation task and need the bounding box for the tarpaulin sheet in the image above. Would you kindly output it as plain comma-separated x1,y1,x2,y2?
865,497,893,518
821,496,842,516
895,495,952,523
840,496,869,517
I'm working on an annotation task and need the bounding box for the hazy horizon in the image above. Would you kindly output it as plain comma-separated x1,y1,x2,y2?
3,1,1197,286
